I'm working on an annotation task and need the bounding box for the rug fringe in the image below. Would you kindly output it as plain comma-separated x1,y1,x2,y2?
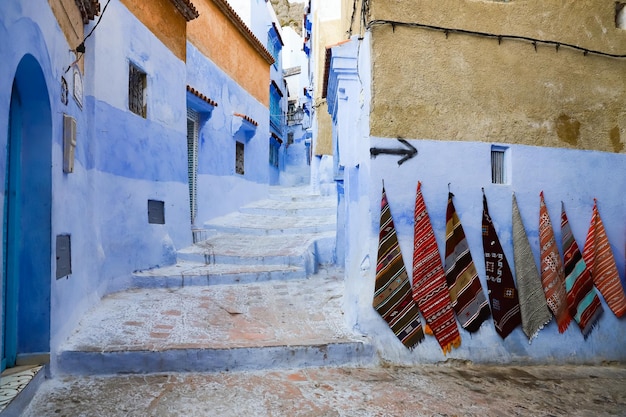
557,315,572,334
527,318,553,345
441,335,462,356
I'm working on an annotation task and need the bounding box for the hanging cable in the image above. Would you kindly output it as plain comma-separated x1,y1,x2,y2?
65,0,112,73
348,0,358,37
366,19,626,59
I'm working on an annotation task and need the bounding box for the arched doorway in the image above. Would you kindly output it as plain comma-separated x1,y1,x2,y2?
2,54,52,370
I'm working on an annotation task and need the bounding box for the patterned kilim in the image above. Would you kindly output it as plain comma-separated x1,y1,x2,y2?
539,192,571,333
482,191,522,339
561,202,603,338
444,192,491,333
374,186,425,349
412,182,461,354
582,199,626,318
512,194,552,342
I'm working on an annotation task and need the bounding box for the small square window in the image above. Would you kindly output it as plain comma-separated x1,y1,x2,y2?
236,142,245,175
491,145,509,184
129,63,147,118
617,3,626,29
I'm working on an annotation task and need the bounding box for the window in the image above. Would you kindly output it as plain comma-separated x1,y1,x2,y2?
491,145,509,184
617,3,626,29
269,139,280,168
235,142,245,175
187,109,199,225
270,86,282,132
267,25,282,66
129,63,147,117
287,132,294,146
287,101,296,125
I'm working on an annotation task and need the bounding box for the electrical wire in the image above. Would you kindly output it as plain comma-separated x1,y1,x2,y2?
366,19,626,59
64,0,112,73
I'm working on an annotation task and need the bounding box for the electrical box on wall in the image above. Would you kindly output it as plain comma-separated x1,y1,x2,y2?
148,200,165,224
63,114,76,173
56,234,72,279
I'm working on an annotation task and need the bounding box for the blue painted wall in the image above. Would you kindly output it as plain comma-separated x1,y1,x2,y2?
0,1,196,372
186,42,270,222
0,2,71,367
330,35,626,365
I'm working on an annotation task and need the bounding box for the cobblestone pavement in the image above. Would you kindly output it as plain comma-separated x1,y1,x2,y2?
23,363,626,416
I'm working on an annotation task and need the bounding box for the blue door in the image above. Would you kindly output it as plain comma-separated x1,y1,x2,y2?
2,84,21,370
2,55,52,371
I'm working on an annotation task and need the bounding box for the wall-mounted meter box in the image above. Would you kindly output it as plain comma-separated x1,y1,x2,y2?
63,114,76,173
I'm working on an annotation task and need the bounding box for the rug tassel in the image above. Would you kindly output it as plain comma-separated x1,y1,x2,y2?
558,316,571,334
424,324,433,336
441,335,462,356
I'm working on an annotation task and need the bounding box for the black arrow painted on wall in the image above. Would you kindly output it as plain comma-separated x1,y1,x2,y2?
370,138,418,166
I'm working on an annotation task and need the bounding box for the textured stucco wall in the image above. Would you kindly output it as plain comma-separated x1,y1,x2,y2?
329,32,626,365
0,0,103,370
120,0,187,61
368,0,626,153
87,0,195,284
48,0,84,71
0,0,197,373
312,0,343,156
188,0,270,107
360,138,626,365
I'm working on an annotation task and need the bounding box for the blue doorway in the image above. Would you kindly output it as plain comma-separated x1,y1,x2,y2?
2,54,52,370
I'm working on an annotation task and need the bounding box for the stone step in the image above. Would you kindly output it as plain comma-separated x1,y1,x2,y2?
268,186,334,202
239,198,336,216
57,268,375,375
131,261,308,288
176,232,335,267
203,213,336,235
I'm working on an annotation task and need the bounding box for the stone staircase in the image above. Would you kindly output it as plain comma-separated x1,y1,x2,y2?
56,186,375,375
131,186,337,287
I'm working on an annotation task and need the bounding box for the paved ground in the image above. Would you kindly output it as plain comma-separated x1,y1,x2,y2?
62,268,358,353
23,363,626,416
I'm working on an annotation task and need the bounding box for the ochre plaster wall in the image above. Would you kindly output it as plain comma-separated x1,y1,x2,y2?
316,105,333,155
120,0,187,61
368,0,626,153
48,0,84,71
188,0,270,107
314,17,344,155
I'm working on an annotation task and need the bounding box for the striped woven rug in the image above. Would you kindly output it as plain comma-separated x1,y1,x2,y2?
582,199,626,318
412,182,460,355
482,190,522,339
374,186,425,349
561,202,603,339
444,191,490,333
539,192,571,333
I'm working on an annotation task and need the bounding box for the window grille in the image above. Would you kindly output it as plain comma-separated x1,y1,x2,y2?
287,132,294,145
129,64,146,117
187,109,199,225
491,146,508,184
236,142,245,175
